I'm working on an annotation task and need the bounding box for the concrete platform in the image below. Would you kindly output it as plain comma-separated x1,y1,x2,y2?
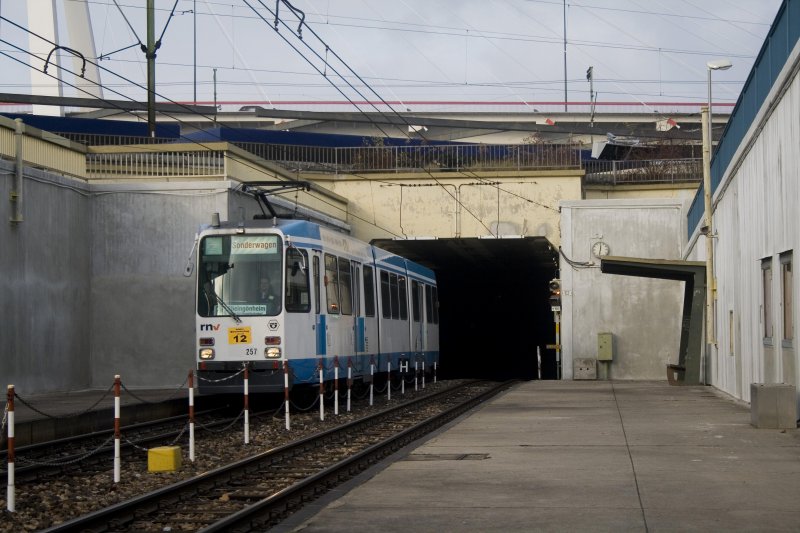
281,380,800,533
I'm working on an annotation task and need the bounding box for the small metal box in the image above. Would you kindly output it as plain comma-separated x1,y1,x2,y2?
597,332,614,361
573,358,597,380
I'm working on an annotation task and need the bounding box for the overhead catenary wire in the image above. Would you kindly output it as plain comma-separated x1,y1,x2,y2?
241,0,496,235
0,25,416,239
242,0,406,140
58,0,767,106
0,11,410,232
0,0,738,235
2,31,403,235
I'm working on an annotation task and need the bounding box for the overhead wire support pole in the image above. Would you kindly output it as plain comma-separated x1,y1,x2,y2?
193,0,197,104
563,0,567,112
146,0,156,138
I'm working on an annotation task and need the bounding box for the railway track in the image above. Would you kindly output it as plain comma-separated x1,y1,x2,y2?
45,380,513,532
0,406,241,482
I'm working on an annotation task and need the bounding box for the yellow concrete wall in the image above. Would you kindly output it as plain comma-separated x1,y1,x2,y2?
584,184,698,201
0,116,87,178
309,170,584,246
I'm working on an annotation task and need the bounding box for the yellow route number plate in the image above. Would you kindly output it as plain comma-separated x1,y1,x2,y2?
228,327,252,344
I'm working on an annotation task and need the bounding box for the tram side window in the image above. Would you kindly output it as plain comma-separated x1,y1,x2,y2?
425,284,433,324
285,248,310,312
398,276,408,320
411,280,421,322
339,258,353,315
390,273,400,319
363,265,376,317
325,254,340,314
313,256,320,314
380,270,391,319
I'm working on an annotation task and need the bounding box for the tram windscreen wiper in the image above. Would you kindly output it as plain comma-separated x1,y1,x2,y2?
204,284,242,324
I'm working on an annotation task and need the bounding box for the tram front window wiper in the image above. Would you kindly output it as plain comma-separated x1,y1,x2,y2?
203,283,242,324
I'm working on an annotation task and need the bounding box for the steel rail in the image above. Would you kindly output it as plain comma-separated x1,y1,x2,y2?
44,380,512,532
1,406,234,480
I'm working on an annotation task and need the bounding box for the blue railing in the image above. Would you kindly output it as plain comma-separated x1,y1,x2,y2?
687,0,800,236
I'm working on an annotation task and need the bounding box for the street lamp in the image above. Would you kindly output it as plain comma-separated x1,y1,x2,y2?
702,58,732,350
707,59,733,146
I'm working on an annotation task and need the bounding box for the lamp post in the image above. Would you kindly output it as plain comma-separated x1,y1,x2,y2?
707,59,732,144
702,59,732,350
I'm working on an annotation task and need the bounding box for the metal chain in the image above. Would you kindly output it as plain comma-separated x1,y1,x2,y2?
269,402,287,419
353,385,372,400
350,360,365,373
196,366,246,383
14,434,115,467
1,401,8,445
289,394,320,412
169,421,189,446
15,382,115,420
121,434,151,452
120,374,188,404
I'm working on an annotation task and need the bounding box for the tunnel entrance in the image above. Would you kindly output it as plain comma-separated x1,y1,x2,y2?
372,237,559,381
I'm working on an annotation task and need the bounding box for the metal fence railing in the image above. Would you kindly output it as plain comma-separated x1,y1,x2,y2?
583,159,702,186
235,142,582,174
81,139,701,187
86,150,225,180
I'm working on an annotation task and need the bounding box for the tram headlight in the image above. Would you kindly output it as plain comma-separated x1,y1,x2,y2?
265,347,282,359
199,348,215,360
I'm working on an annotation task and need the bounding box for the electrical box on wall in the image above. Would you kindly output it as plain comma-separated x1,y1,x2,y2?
597,332,614,361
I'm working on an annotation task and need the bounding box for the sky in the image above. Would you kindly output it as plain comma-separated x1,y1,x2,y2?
0,0,786,112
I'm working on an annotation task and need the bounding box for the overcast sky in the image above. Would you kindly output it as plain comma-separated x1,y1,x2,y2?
0,0,785,111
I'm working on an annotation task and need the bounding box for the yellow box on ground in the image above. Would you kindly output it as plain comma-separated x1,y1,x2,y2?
148,446,182,472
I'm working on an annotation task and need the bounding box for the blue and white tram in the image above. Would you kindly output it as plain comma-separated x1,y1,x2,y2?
195,218,439,393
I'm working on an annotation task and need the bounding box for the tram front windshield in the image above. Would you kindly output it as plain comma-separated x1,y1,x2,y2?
198,234,283,317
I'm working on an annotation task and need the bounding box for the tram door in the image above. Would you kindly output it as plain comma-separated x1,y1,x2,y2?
361,264,378,360
411,280,425,357
352,262,363,355
313,254,325,356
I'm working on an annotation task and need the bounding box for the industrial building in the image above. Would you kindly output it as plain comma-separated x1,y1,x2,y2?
1,0,797,422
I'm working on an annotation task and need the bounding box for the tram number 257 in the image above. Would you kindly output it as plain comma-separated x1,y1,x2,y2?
245,348,258,356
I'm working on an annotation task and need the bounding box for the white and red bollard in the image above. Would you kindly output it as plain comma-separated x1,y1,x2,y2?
400,360,407,395
113,375,121,483
188,370,195,462
415,360,419,391
243,365,250,445
284,361,291,430
6,385,15,513
318,359,325,421
369,355,375,406
334,356,339,416
422,360,426,389
434,361,438,383
347,357,353,412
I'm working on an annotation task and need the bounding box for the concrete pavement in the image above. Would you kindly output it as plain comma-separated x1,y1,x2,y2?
281,380,800,532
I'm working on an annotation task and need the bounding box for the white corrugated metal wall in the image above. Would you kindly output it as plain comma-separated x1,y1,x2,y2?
687,45,799,403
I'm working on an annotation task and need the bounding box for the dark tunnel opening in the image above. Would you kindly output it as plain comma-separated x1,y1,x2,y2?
372,237,560,381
